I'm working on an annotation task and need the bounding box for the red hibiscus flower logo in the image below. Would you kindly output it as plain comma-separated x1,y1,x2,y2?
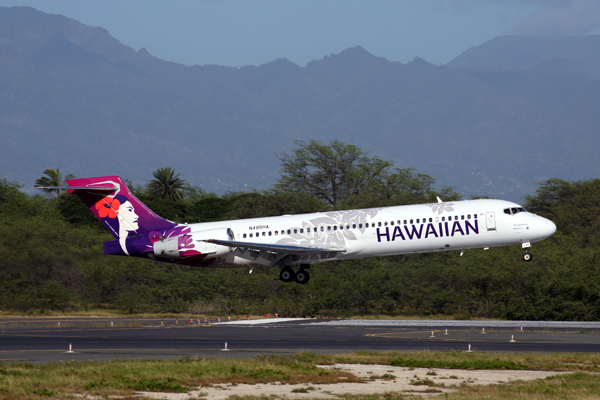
95,197,121,219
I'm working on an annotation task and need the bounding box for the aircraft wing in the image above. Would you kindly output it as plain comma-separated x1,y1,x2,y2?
205,239,346,267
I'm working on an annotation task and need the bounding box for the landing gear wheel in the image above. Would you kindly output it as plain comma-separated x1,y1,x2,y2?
295,269,310,285
523,252,533,262
280,268,296,282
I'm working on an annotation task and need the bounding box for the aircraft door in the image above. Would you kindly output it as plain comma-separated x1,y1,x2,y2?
486,212,496,231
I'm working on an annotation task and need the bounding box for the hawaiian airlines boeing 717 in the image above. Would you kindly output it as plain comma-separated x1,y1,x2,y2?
38,176,557,284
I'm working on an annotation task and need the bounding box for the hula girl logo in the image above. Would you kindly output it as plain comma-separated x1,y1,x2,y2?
95,194,139,255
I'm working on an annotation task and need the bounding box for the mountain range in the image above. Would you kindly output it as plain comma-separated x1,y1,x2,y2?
1,6,599,201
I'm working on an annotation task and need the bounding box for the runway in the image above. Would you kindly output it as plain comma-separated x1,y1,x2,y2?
1,318,600,363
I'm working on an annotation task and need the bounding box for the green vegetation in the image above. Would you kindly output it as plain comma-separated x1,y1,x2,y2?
1,141,600,319
273,350,600,372
0,352,597,399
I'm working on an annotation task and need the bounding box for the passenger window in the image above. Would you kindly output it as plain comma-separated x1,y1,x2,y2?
384,222,388,226
435,217,439,222
243,233,247,238
410,219,413,224
334,226,338,231
346,225,350,229
372,223,376,227
320,226,324,231
281,230,285,235
474,214,478,219
275,231,278,236
416,219,420,223
249,233,253,238
359,223,363,228
378,222,382,227
442,217,445,221
467,214,471,219
299,229,303,234
353,224,356,229
390,221,394,226
455,216,458,220
262,232,266,236
287,229,291,234
294,229,297,234
327,226,331,231
397,220,401,225
339,225,343,230
429,218,433,222
403,220,407,224
269,231,272,236
461,215,464,220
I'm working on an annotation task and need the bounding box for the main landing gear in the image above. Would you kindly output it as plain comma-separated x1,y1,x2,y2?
279,265,310,284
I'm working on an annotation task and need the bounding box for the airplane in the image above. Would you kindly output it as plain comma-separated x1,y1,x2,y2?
37,176,557,285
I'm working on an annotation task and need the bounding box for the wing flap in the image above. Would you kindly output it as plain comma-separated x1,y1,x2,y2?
206,239,345,253
205,239,346,267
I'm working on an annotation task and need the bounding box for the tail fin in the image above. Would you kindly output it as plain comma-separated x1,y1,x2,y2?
66,176,176,239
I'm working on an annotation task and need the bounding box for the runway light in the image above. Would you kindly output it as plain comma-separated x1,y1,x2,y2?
430,331,435,338
218,317,221,323
67,343,74,353
481,328,486,334
111,321,113,327
222,341,229,351
444,329,449,335
510,335,516,343
58,322,60,327
467,344,472,353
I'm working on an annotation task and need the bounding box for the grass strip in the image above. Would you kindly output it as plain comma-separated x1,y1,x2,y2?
0,351,598,399
390,357,528,370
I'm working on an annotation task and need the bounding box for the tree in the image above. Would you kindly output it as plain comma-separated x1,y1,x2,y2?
34,168,75,197
147,167,186,201
275,140,394,208
275,140,460,209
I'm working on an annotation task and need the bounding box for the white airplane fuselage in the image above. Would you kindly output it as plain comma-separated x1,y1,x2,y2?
173,198,556,268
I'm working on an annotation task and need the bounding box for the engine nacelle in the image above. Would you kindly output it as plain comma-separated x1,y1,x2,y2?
153,227,234,260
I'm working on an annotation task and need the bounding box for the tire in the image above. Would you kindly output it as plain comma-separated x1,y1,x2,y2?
280,268,296,282
295,270,310,285
523,253,533,262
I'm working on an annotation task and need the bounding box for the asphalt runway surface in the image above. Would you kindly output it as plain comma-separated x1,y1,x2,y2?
1,318,600,363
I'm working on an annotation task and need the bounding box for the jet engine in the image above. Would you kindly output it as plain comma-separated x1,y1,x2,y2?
153,227,234,259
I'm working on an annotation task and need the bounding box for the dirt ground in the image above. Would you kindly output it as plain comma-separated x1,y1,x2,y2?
136,363,564,399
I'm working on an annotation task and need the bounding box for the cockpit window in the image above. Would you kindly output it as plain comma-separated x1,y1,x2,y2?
504,207,528,215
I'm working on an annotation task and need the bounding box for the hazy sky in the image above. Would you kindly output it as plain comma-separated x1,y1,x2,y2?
2,0,600,67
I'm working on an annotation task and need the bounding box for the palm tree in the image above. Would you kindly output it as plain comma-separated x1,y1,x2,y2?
147,167,186,201
34,168,75,197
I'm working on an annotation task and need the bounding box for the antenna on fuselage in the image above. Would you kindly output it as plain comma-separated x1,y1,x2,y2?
436,196,443,203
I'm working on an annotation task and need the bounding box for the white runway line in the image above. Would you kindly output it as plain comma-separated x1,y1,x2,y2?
310,319,600,329
219,318,311,325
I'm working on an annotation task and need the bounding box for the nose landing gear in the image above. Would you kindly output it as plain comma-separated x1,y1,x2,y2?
523,251,533,262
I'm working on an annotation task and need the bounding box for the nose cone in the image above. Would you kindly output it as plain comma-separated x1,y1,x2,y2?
539,217,557,239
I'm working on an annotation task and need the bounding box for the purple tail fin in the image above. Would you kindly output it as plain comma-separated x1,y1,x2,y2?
66,176,177,239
